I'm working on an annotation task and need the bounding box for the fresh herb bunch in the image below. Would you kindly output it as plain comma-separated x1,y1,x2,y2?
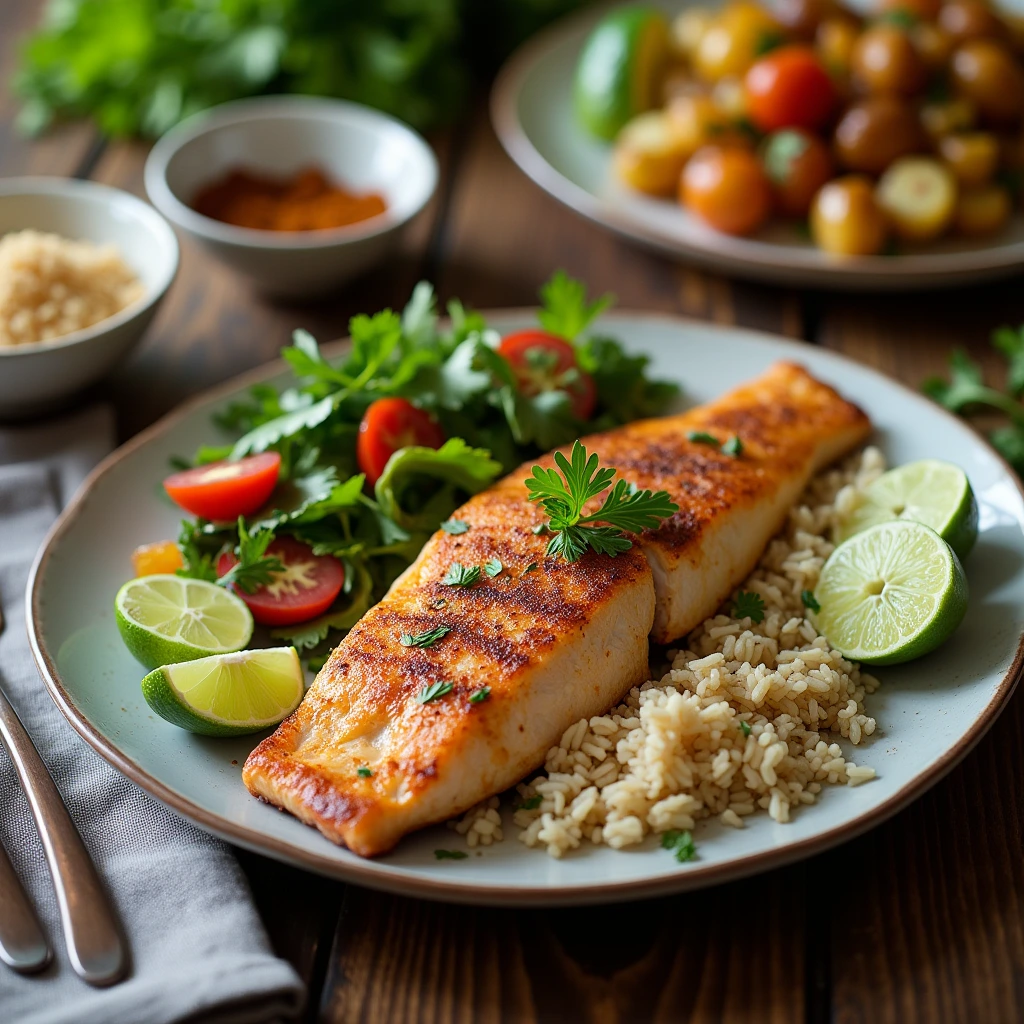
172,274,676,657
923,326,1024,475
526,440,679,562
15,0,590,137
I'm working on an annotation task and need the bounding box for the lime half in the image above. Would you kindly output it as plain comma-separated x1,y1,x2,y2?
141,647,304,736
816,520,968,665
836,459,978,560
116,574,253,670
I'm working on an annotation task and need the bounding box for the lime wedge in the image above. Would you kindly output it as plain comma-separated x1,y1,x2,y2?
836,459,978,560
574,7,670,141
141,647,304,736
816,520,968,665
115,574,253,670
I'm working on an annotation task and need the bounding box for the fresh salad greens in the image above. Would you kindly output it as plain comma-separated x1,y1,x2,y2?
171,273,678,661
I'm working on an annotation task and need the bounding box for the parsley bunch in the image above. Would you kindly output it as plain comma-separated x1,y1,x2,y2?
526,441,679,562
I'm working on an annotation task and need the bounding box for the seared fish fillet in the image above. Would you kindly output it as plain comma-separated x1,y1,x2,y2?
244,361,869,856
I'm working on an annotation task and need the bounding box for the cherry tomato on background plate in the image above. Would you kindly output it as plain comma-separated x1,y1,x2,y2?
496,330,597,420
217,535,345,627
745,46,837,132
356,397,446,487
164,452,281,521
681,145,773,235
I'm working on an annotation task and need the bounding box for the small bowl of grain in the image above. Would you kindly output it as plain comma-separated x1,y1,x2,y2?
0,177,179,419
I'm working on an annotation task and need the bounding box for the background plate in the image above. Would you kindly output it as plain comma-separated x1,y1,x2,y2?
491,1,1024,291
29,313,1024,905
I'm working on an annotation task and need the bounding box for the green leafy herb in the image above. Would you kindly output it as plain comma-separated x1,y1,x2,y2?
469,686,491,704
801,589,821,614
661,829,697,863
218,519,284,595
417,680,454,704
722,436,744,458
993,326,1024,398
733,591,766,623
443,562,482,587
521,563,539,575
879,8,919,27
531,523,549,535
517,794,543,811
754,30,785,56
434,849,469,860
687,431,720,447
763,129,810,185
441,518,470,535
740,721,752,738
356,767,373,778
175,520,218,583
525,441,679,563
483,557,503,577
401,625,452,648
538,270,613,341
577,336,680,424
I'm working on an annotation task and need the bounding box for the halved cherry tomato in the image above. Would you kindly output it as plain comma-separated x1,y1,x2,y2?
163,452,281,522
356,397,445,487
745,46,837,132
216,536,345,627
496,330,597,420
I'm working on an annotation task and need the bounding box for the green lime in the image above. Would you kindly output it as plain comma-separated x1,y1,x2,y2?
141,647,305,737
836,459,978,561
574,7,670,141
115,574,253,670
816,520,968,666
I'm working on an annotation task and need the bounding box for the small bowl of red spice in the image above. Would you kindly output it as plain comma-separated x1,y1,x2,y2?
144,96,437,298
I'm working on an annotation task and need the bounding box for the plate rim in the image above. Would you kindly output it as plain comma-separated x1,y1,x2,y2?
489,5,1024,290
27,311,1024,905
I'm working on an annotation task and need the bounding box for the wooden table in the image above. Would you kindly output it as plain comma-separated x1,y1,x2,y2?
6,4,1024,1021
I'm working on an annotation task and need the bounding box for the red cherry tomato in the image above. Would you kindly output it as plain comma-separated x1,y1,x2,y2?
163,452,281,521
356,397,445,487
216,536,345,626
496,330,597,420
745,46,837,132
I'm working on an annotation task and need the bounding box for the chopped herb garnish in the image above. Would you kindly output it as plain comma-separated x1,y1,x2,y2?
416,680,454,704
739,721,752,738
469,686,490,704
526,440,679,563
722,435,744,458
801,589,821,614
517,794,543,811
400,625,452,648
356,767,373,778
733,590,766,623
441,518,470,535
661,829,697,863
434,849,469,860
484,557,503,577
687,431,720,447
216,518,284,595
522,562,539,575
433,597,447,609
531,523,549,535
443,562,481,587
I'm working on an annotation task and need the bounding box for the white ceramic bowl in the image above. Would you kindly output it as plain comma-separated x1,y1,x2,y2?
144,96,439,298
0,178,179,419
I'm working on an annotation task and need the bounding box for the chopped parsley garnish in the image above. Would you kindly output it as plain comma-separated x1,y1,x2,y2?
400,625,451,648
441,518,470,535
517,794,543,811
522,562,539,575
216,518,284,595
661,829,697,863
356,767,373,778
722,435,744,458
739,721,752,738
687,431,720,447
468,686,490,704
416,680,454,704
526,440,679,563
733,591,765,623
484,557,503,577
801,589,821,614
434,849,469,860
442,562,481,587
531,523,549,535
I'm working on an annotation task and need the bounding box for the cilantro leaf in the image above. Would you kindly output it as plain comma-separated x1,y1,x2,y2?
722,435,744,457
483,557,503,577
733,590,766,623
443,562,481,587
400,625,451,648
219,518,284,595
525,441,679,563
922,349,1024,423
537,270,613,341
230,395,337,459
434,849,468,860
175,519,218,583
441,518,470,535
416,680,454,703
282,329,350,387
469,686,490,704
401,281,438,350
660,829,697,863
801,589,821,614
577,336,680,424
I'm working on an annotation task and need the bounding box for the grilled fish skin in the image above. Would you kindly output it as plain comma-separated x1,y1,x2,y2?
244,361,870,856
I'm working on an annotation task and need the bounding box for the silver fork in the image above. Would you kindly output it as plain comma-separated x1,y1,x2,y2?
0,605,127,986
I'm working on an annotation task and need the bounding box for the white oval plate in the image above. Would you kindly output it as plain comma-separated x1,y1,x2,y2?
29,313,1024,905
491,1,1024,291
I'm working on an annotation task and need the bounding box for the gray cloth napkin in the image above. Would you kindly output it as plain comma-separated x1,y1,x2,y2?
0,407,305,1024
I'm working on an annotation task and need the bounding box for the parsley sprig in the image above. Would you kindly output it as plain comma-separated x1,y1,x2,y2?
525,441,679,563
218,518,284,595
661,829,697,862
733,591,766,623
443,562,482,587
